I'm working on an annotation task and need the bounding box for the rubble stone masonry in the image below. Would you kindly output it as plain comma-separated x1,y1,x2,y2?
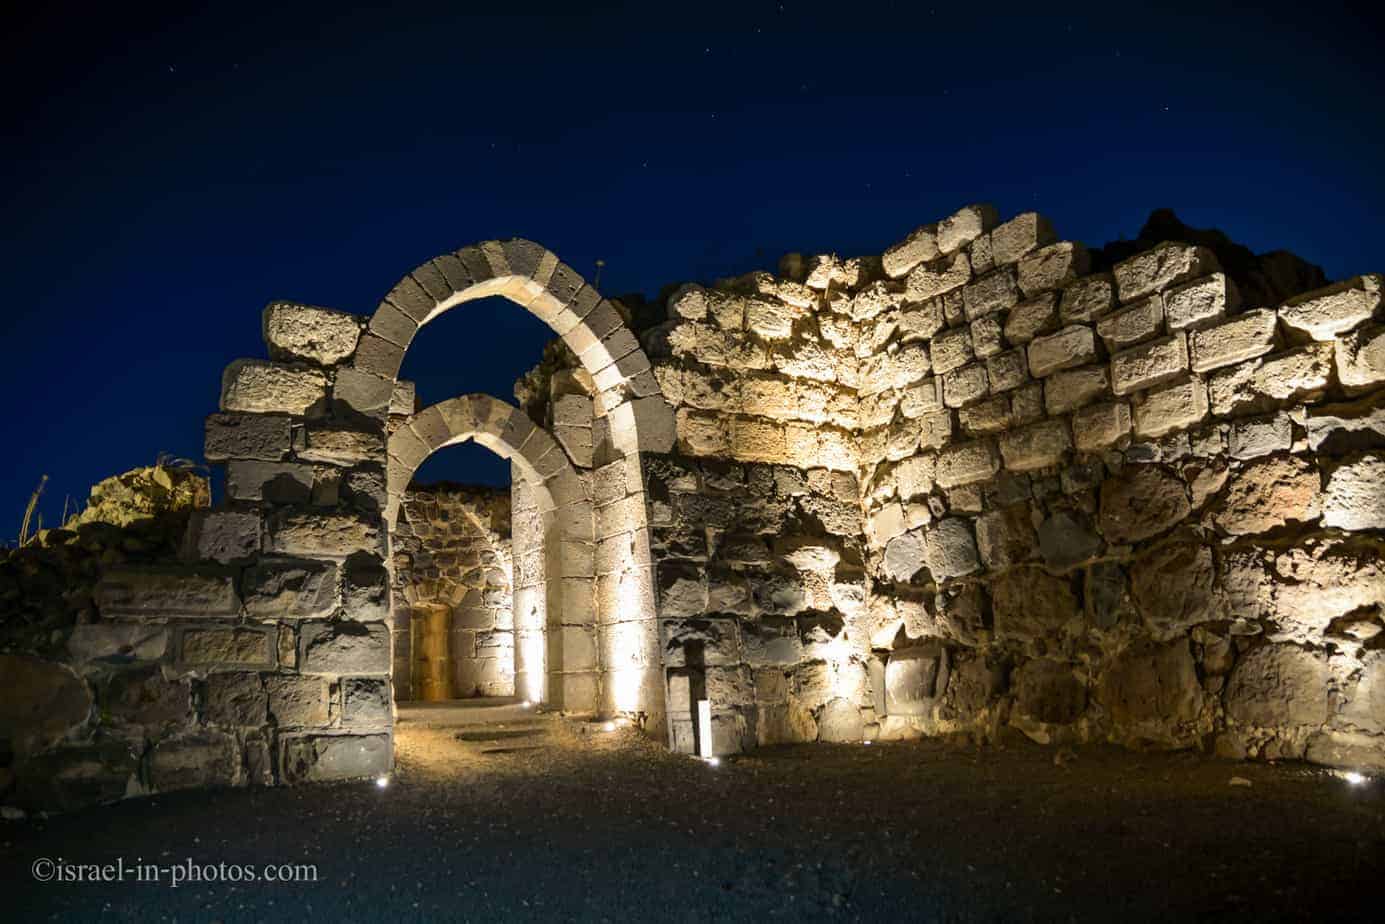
4,213,1383,813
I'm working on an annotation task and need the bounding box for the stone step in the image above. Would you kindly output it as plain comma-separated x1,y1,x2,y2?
455,726,550,743
396,697,539,728
477,744,549,755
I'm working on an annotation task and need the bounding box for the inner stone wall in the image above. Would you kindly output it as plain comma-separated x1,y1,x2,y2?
390,483,513,701
531,206,1385,765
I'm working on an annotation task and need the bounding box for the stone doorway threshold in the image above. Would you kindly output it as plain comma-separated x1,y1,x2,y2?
396,697,537,729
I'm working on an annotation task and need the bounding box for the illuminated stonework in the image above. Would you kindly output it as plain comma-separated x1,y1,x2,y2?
4,216,1383,812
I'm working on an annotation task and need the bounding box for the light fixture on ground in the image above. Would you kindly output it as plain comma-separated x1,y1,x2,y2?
375,776,390,789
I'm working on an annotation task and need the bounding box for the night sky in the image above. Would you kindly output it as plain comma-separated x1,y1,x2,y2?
4,0,1383,538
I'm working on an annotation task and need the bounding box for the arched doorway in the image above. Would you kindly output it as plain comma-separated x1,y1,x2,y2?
387,394,600,713
354,239,676,730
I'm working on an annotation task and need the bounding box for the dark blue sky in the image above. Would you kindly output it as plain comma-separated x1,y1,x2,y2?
4,0,1383,537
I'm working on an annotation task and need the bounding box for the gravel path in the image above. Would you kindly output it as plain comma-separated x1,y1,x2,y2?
5,723,1383,922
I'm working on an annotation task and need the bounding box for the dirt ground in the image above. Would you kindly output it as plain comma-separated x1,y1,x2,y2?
5,722,1383,922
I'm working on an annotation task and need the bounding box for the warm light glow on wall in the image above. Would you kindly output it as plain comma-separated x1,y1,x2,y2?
521,633,546,704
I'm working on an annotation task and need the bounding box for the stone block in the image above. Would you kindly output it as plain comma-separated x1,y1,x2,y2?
898,300,944,341
1017,241,1091,298
986,348,1029,393
968,233,995,275
1228,413,1292,460
1164,273,1238,331
263,301,361,365
1112,243,1219,303
971,315,1003,358
148,731,239,791
1011,383,1044,424
942,363,989,409
959,395,1010,434
204,413,293,462
1098,464,1190,543
342,678,392,726
1014,659,1087,725
1036,511,1103,571
1003,293,1059,344
353,333,404,380
204,671,267,726
1212,456,1321,536
741,618,804,666
179,625,277,670
299,622,391,675
930,327,973,375
938,203,999,253
884,645,947,715
976,504,1038,569
220,359,328,417
281,733,391,783
1059,273,1115,324
1098,640,1203,731
1096,294,1163,351
0,655,93,758
12,740,140,812
1278,274,1381,341
332,367,394,419
1189,309,1278,373
1110,333,1188,395
924,517,980,581
265,510,384,559
1225,645,1329,728
746,298,801,339
998,419,1071,471
662,617,740,667
882,224,940,278
1305,393,1385,454
882,528,925,581
1336,323,1385,391
1028,325,1097,378
669,284,707,320
226,460,314,504
962,267,1020,320
300,426,384,465
1322,452,1385,530
1044,364,1109,415
1209,342,1335,416
97,567,240,618
267,674,331,726
906,253,971,303
935,440,1000,488
990,212,1057,265
243,559,340,619
184,510,260,564
1132,377,1208,439
390,380,417,416
66,624,170,663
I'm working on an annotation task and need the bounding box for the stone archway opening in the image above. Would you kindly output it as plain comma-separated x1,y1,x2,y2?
390,477,514,704
387,394,601,716
359,240,678,734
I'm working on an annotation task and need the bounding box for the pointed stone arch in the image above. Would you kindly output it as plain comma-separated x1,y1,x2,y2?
354,238,675,455
354,240,672,731
387,394,599,712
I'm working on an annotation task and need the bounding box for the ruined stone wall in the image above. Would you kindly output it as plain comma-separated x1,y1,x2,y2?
622,206,1384,766
390,483,513,699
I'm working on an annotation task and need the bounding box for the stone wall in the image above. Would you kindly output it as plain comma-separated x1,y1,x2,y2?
605,206,1383,766
4,217,1381,813
2,238,674,812
390,483,513,700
